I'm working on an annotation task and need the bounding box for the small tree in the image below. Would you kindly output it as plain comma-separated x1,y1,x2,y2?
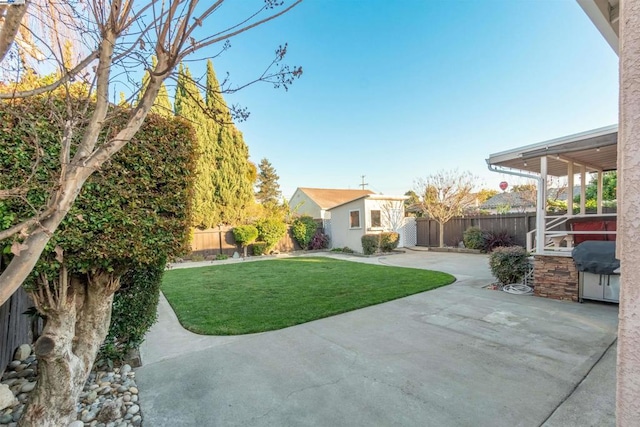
232,225,259,257
255,218,287,253
255,158,282,206
404,190,422,217
415,170,477,247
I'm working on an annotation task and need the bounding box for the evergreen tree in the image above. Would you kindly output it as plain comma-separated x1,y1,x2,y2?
175,64,219,228
139,57,173,117
205,60,255,225
256,158,281,205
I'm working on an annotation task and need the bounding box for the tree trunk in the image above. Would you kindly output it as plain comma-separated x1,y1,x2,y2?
19,271,119,427
438,222,444,248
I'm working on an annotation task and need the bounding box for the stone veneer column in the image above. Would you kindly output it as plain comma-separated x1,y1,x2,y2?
533,255,579,302
617,0,640,424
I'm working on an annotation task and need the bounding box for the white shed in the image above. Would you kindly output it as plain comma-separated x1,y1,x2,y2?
327,194,408,253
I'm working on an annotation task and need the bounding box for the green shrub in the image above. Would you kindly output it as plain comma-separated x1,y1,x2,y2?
216,253,229,261
99,258,165,362
255,218,287,252
232,225,258,256
361,234,380,255
330,247,354,253
380,232,400,252
233,225,259,247
253,242,268,256
489,246,530,285
463,226,484,250
291,215,318,249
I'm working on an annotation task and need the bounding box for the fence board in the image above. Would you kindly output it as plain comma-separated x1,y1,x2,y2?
0,287,39,375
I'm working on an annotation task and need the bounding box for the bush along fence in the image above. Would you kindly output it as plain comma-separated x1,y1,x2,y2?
190,224,325,258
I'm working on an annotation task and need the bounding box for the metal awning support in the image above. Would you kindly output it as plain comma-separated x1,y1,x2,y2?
486,161,546,253
568,162,574,217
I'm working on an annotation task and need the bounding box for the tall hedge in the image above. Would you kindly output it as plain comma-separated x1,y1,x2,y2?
1,96,197,359
292,215,317,249
101,258,166,362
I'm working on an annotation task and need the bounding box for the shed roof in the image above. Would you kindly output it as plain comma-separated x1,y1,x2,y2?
295,188,375,209
327,194,408,211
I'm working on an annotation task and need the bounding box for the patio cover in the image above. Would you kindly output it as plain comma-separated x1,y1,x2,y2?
486,125,618,177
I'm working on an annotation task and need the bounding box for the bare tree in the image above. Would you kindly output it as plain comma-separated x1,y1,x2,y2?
380,199,406,232
0,1,302,425
415,170,477,248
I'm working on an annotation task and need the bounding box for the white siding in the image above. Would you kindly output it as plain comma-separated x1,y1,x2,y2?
289,189,323,219
329,198,366,253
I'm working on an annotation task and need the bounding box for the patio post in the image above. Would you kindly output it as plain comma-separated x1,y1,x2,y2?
617,0,640,423
567,162,574,216
580,164,587,215
535,156,547,253
596,170,603,214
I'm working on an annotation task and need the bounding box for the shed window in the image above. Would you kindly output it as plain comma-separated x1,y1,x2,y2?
349,210,361,228
370,210,381,228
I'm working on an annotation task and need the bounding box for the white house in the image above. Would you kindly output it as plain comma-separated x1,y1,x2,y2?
327,194,408,253
289,187,375,220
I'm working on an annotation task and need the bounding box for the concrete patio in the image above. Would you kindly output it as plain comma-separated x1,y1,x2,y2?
136,250,618,426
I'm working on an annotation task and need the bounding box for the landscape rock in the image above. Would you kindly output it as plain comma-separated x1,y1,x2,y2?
96,400,124,423
13,345,31,362
0,384,17,411
1,351,144,427
19,382,35,393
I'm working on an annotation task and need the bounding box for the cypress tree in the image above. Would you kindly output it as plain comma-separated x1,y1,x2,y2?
205,60,255,224
175,64,219,228
256,158,281,205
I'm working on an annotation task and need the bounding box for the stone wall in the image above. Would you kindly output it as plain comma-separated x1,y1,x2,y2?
533,255,579,302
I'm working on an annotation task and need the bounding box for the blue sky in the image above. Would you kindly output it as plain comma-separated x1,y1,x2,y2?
190,0,619,198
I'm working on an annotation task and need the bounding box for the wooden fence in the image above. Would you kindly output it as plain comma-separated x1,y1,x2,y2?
191,225,323,256
416,213,537,248
0,287,41,375
416,209,617,248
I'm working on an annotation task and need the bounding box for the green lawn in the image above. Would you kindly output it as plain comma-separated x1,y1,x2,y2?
162,256,456,335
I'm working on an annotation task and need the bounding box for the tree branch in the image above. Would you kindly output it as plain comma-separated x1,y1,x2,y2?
0,51,99,99
0,3,28,63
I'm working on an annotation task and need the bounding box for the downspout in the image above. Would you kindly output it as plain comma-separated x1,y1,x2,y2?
486,161,546,253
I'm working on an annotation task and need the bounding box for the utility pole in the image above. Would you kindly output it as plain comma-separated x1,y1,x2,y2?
359,175,368,190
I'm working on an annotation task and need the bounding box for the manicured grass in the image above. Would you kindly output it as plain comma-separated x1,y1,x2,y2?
162,257,455,335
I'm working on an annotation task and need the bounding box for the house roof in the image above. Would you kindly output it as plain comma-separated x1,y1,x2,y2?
548,186,582,201
486,124,618,177
481,187,582,209
295,188,375,210
480,192,536,209
327,194,408,211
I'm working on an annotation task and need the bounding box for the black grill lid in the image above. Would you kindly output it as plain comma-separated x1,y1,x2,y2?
572,240,620,275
